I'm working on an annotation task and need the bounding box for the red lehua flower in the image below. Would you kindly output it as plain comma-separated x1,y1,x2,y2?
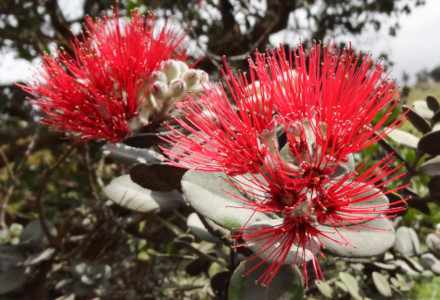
163,63,275,175
164,41,406,176
164,41,408,285
227,152,407,286
20,7,187,142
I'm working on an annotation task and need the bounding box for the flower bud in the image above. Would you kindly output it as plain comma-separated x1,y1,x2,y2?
149,70,167,83
0,228,10,244
178,60,189,74
9,223,23,238
150,81,168,100
183,69,199,87
162,60,181,80
169,78,186,97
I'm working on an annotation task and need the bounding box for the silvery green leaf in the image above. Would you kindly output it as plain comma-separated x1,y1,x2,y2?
331,154,355,179
228,259,303,300
420,156,440,176
349,187,389,209
372,262,397,271
0,267,26,295
104,175,183,213
420,253,440,275
319,218,395,257
412,100,434,119
393,257,423,274
244,218,318,265
386,129,419,148
102,143,165,165
24,247,55,266
182,170,271,230
71,260,89,278
338,272,364,300
0,245,24,265
372,272,392,297
315,280,333,298
426,233,440,256
186,213,220,244
20,219,57,247
394,226,420,256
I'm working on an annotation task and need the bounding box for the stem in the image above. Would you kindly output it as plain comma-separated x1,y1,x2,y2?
0,126,40,227
34,139,82,247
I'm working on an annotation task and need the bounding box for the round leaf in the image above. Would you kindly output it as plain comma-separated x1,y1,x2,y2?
420,156,440,176
315,280,333,298
319,218,395,257
104,175,183,212
426,95,440,112
402,105,431,134
244,219,318,266
102,143,165,165
372,272,392,297
0,267,26,295
181,170,271,230
228,259,303,300
386,129,419,148
418,130,440,155
419,253,440,275
394,226,420,256
426,233,440,256
412,100,434,119
186,213,220,243
428,176,440,197
338,272,363,300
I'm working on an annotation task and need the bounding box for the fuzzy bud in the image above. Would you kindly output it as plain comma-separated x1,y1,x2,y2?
183,69,199,87
162,60,181,80
9,223,23,238
0,228,10,244
169,78,186,97
149,70,167,83
150,81,168,100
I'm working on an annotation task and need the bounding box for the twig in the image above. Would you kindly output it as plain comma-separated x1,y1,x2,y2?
0,126,40,227
81,142,100,201
34,139,82,247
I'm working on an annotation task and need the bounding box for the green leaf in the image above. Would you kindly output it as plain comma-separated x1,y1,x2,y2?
20,219,57,247
315,280,333,298
186,213,220,243
244,219,317,266
426,95,440,112
0,267,26,295
319,216,395,257
24,247,55,266
412,100,434,119
426,233,440,256
419,253,440,275
338,272,365,300
386,129,419,148
402,105,431,134
418,130,440,155
372,272,392,297
228,259,303,300
102,143,165,165
104,175,183,213
394,226,420,256
420,156,440,176
181,170,271,229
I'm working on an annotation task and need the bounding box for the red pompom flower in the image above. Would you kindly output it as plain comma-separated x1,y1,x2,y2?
20,8,187,142
164,42,408,285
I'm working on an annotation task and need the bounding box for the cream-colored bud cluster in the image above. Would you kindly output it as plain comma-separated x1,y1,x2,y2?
128,60,208,131
0,223,23,245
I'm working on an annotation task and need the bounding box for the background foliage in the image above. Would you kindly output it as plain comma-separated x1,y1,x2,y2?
2,0,440,299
